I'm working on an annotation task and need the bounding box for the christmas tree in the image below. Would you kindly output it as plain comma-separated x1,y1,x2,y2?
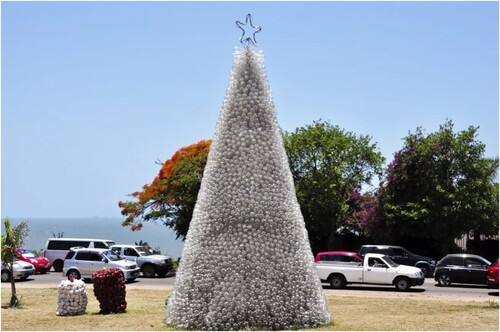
166,16,330,330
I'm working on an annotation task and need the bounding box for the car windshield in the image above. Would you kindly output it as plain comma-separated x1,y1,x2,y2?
382,256,399,267
136,246,153,256
19,249,37,258
102,250,123,261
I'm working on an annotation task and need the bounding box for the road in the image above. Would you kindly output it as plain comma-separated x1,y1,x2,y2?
2,272,498,302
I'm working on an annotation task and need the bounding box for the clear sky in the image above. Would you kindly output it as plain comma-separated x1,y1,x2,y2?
2,1,498,218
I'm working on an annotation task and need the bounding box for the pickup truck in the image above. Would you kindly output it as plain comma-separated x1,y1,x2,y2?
315,253,425,291
110,245,173,278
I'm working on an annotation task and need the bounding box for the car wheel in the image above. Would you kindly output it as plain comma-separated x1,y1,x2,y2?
437,273,451,286
417,264,430,278
142,264,156,278
394,277,411,291
329,274,346,289
53,260,64,272
1,270,10,282
67,269,81,280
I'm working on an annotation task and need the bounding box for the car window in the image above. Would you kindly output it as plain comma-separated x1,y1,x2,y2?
466,257,490,267
48,240,90,250
392,248,407,257
103,250,123,261
111,247,122,254
366,247,391,255
344,256,360,262
360,247,374,255
65,251,76,259
382,256,399,267
75,251,94,261
124,248,139,256
136,246,152,256
94,241,108,249
91,253,103,261
451,256,465,266
368,257,387,267
19,249,37,258
105,241,116,247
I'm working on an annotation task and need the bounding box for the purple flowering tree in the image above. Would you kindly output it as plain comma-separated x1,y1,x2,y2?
381,120,498,255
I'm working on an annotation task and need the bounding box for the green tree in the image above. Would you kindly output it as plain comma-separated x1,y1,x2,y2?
282,120,385,253
382,120,498,256
1,218,29,307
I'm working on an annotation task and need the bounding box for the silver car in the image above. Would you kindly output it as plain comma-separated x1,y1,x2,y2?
62,248,140,282
1,259,35,282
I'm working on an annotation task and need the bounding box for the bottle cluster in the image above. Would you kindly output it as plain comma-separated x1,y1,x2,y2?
166,48,331,330
92,268,127,314
56,278,88,316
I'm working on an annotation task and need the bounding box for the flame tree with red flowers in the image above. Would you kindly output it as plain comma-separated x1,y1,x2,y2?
119,140,211,240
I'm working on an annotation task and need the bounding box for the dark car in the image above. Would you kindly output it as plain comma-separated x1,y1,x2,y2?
487,259,499,289
434,253,491,287
314,251,363,263
358,245,436,277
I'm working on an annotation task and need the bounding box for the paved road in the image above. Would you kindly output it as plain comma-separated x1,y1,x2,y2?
3,272,498,302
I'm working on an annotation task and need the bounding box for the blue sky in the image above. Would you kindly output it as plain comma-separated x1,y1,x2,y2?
2,1,498,218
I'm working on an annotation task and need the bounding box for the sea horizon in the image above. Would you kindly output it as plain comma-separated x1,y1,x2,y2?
1,217,185,259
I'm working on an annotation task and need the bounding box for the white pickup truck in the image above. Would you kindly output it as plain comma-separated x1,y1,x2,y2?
315,253,425,291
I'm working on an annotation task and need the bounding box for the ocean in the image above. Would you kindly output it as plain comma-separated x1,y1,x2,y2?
2,218,185,259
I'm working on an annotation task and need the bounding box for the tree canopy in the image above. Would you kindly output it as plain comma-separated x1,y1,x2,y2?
380,120,499,254
119,140,210,239
282,120,385,253
119,119,497,257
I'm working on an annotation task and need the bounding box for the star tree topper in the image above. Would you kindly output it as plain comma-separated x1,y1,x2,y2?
236,13,262,46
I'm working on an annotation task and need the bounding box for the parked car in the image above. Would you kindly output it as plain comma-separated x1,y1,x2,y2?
1,259,35,282
315,251,363,263
487,258,499,289
434,253,491,287
15,248,51,273
358,245,436,277
62,248,140,282
316,253,424,291
110,245,173,278
44,237,116,272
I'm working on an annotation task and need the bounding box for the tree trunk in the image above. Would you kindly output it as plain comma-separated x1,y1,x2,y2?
9,268,18,307
327,227,337,251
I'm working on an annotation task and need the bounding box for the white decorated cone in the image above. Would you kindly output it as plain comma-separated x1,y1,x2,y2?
166,48,330,330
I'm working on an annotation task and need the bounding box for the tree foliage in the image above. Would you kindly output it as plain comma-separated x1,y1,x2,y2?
119,140,211,239
282,120,385,253
1,218,29,307
380,120,498,254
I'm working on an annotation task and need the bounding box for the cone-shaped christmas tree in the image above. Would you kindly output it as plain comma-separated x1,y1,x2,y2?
166,47,331,330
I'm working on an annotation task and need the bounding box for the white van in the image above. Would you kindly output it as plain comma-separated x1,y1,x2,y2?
44,238,115,272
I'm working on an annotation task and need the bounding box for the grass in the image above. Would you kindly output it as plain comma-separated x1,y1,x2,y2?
1,288,498,331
